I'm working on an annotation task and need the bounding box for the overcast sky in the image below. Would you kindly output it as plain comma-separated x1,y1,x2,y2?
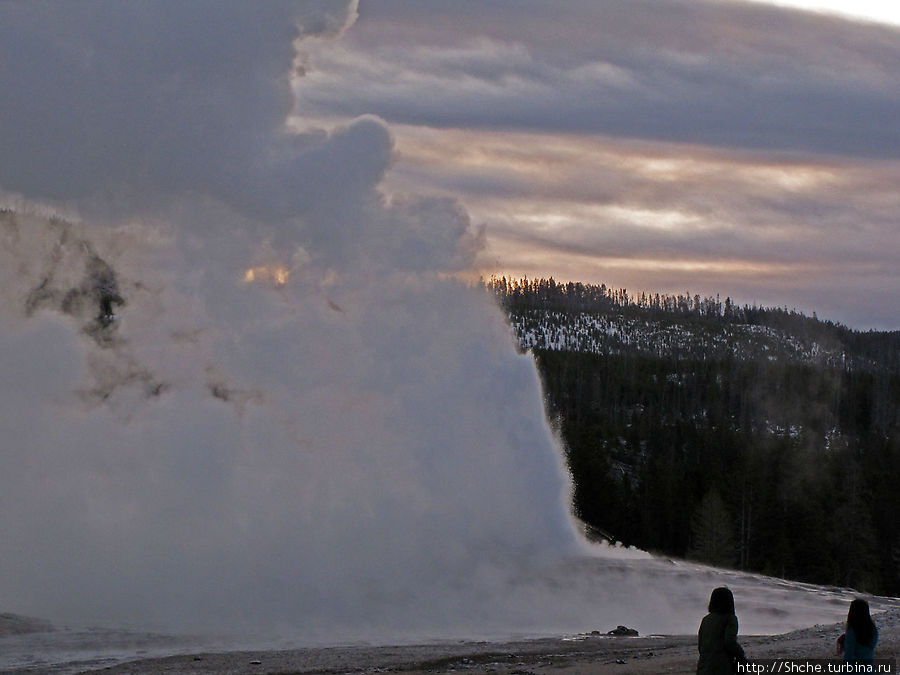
1,1,897,330
291,0,900,329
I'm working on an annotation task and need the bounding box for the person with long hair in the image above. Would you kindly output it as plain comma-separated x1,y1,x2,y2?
697,587,745,675
842,598,878,664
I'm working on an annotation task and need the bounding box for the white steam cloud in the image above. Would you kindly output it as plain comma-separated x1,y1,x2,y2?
0,0,581,637
0,0,883,642
0,207,578,637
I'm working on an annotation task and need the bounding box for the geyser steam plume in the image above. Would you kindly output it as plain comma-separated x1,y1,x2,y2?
0,0,582,637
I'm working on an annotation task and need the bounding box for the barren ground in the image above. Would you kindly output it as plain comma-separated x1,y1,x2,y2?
65,608,896,675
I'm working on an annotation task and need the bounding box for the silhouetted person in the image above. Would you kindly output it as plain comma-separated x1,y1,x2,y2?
840,598,878,664
697,586,745,675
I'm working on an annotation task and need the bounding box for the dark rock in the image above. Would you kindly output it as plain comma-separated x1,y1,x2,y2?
607,625,639,637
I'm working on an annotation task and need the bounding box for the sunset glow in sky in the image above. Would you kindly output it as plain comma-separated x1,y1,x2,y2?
749,0,900,26
289,0,900,329
1,0,897,329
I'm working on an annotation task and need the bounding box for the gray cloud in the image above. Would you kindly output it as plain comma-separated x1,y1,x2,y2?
297,0,900,158
387,128,900,266
285,0,900,328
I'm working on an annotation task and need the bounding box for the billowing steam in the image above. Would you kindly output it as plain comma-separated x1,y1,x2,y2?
0,0,883,643
0,0,582,637
0,205,583,637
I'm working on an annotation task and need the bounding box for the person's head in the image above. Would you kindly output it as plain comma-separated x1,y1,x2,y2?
708,587,735,615
847,598,876,645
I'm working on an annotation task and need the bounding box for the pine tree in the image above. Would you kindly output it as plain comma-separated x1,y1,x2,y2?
688,488,736,567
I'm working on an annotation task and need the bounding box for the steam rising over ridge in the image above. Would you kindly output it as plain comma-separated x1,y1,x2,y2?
0,0,583,635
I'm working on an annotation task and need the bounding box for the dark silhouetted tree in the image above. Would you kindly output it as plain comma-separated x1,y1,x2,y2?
689,488,736,567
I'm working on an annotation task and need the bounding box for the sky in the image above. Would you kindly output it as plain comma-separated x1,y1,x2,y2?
288,0,900,330
750,0,900,25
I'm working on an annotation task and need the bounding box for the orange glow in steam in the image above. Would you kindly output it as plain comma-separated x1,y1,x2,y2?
244,265,290,286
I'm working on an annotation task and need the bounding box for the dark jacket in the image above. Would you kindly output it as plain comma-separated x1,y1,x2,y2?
697,611,744,675
843,625,878,663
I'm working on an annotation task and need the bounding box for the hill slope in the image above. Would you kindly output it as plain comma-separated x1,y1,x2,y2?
489,277,900,596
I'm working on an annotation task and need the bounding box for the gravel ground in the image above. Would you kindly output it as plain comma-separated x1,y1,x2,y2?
68,607,897,675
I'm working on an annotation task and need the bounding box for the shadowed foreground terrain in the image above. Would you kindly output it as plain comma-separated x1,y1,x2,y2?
13,607,885,675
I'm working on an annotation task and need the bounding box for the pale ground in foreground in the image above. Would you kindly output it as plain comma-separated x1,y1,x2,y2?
57,607,895,675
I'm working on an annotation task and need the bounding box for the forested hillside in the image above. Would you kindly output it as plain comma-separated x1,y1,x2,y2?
488,277,900,596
